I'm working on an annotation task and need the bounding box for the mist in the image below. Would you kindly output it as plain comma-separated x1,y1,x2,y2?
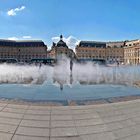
0,60,140,87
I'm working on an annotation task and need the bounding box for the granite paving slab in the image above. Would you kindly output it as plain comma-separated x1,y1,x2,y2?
0,99,139,139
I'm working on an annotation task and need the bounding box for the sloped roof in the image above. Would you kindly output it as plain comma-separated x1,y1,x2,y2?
0,39,46,47
79,41,106,48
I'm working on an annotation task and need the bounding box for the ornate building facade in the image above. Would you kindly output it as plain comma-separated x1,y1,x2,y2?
106,42,124,63
75,41,106,60
0,36,140,65
76,41,125,64
124,40,140,65
0,39,47,62
47,35,75,60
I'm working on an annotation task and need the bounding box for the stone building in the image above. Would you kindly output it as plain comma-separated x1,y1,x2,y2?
1,36,140,65
75,41,106,60
106,41,124,64
124,39,140,65
0,39,47,62
47,35,76,60
76,40,125,64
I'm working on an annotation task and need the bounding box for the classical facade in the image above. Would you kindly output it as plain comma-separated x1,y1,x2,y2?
124,40,140,65
47,35,75,60
106,42,124,63
1,36,140,65
76,40,125,64
75,41,106,60
0,39,47,62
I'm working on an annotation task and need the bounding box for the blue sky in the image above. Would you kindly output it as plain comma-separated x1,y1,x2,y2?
0,0,140,48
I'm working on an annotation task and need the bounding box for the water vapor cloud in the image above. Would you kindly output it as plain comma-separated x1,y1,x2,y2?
0,60,140,87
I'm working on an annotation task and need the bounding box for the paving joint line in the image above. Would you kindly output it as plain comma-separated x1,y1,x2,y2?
49,105,52,140
71,107,81,140
0,110,137,128
0,117,134,139
13,133,49,138
0,117,134,129
115,132,139,140
0,102,10,112
1,110,50,115
11,104,30,140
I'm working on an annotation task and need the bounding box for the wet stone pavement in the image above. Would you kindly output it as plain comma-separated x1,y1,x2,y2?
0,99,140,139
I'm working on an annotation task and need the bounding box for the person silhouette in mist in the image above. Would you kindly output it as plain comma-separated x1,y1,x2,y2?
70,59,73,73
39,63,42,69
70,59,73,84
60,83,63,91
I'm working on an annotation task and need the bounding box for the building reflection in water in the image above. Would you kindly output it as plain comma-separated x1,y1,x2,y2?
70,73,73,85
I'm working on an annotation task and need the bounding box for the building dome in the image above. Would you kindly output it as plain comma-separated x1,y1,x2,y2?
56,35,68,48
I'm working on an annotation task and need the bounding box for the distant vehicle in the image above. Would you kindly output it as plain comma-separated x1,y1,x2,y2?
17,62,26,65
0,58,18,64
77,59,106,66
30,58,56,66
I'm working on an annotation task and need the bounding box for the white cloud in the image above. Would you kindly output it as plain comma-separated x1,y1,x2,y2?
22,36,32,39
8,36,32,40
52,36,80,50
51,37,60,43
7,6,25,16
8,37,19,40
66,36,80,48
